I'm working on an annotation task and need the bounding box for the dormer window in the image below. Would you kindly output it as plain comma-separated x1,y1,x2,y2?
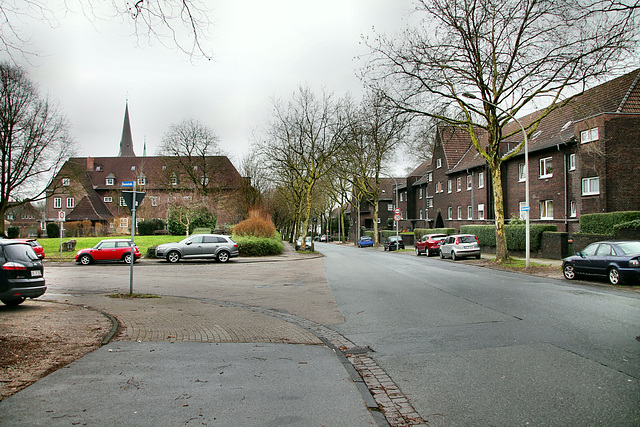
106,178,115,186
137,175,146,186
170,175,178,186
62,178,70,186
131,166,136,171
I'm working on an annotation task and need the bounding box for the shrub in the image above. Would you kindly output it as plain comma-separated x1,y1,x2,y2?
613,218,640,234
138,219,165,236
7,226,20,238
460,224,557,252
232,233,283,256
233,217,276,238
46,222,60,238
580,211,640,235
167,207,216,236
413,228,456,239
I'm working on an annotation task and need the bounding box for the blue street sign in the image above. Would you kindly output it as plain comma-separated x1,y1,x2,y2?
520,206,530,212
122,181,134,187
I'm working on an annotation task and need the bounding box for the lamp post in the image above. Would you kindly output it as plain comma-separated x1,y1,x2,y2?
462,93,530,267
383,174,400,248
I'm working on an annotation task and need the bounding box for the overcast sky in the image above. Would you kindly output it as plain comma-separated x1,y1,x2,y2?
5,0,417,170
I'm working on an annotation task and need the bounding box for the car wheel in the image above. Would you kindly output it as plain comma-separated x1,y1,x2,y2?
79,254,92,265
451,251,457,261
167,251,181,263
440,250,445,259
217,250,230,263
123,253,133,264
415,247,420,256
562,263,576,280
2,297,25,306
608,267,622,285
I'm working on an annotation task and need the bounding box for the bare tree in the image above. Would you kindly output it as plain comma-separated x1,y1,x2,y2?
157,119,227,196
0,62,75,234
1,0,212,61
365,0,639,262
259,86,348,247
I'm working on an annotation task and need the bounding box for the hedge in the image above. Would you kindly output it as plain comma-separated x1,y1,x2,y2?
232,233,284,257
460,224,557,252
413,228,456,239
580,211,640,235
613,219,640,234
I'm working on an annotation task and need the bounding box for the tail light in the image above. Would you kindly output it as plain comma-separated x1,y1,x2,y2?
630,259,640,267
2,262,26,270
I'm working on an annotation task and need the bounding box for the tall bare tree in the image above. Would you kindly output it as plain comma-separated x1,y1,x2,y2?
365,0,639,262
0,62,75,234
259,86,348,247
1,0,212,61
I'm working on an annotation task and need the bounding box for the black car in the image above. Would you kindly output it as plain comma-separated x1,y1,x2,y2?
0,240,46,306
383,235,405,251
562,240,640,285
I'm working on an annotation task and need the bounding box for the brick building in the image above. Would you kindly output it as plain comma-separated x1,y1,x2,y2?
45,104,246,233
351,68,640,237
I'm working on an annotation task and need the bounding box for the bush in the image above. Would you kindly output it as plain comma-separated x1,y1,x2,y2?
233,217,276,238
460,224,558,252
232,233,284,256
138,219,165,236
46,222,60,238
613,218,640,234
7,226,20,238
167,207,217,236
580,211,640,235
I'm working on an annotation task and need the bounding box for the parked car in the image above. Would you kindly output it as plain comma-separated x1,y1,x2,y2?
383,235,405,251
75,239,141,265
357,236,374,248
0,240,46,306
562,240,640,285
155,234,239,263
415,234,447,256
439,234,481,260
13,238,45,259
295,236,313,251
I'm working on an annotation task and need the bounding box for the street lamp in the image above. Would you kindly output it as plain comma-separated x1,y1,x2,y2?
383,174,400,248
462,93,530,267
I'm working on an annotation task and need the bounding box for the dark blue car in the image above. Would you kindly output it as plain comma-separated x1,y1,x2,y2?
357,236,374,248
562,240,640,285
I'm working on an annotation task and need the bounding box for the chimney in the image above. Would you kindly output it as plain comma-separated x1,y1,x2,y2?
87,157,94,171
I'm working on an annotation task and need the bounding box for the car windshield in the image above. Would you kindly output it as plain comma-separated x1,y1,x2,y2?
4,243,39,261
615,241,640,254
458,236,477,244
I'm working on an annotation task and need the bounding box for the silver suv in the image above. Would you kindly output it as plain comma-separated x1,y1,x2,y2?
439,234,481,260
155,234,239,263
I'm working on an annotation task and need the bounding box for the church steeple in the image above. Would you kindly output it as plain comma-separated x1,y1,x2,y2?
118,102,136,157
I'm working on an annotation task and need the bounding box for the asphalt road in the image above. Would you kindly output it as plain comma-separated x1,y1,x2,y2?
317,243,640,426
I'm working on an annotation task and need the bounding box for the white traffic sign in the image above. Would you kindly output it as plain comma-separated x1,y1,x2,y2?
58,211,66,222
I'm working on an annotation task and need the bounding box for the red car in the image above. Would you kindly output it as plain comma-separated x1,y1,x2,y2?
75,239,141,265
415,234,447,257
13,239,45,259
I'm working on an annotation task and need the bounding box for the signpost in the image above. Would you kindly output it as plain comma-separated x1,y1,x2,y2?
121,181,145,295
58,211,65,261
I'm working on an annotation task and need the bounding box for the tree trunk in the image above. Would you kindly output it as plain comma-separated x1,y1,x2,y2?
372,200,380,245
490,163,508,262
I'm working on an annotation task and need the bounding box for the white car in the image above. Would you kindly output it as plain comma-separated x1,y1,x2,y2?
155,234,239,263
439,234,481,260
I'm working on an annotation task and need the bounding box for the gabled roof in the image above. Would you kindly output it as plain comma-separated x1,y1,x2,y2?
437,126,474,170
66,195,113,222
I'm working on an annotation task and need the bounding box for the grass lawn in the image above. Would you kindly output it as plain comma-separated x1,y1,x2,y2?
40,235,185,261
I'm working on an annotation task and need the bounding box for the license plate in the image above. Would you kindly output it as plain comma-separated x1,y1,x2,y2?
31,270,42,277
465,245,473,249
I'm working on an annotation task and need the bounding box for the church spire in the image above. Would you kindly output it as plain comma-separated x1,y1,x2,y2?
118,102,136,157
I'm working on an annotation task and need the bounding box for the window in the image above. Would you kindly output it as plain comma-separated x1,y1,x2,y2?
96,165,102,171
427,172,433,182
478,172,484,188
419,188,423,199
151,196,159,207
183,196,192,201
378,217,381,223
447,207,452,220
419,210,423,220
456,177,462,192
519,202,527,220
400,192,403,202
193,165,198,170
200,176,209,185
467,206,473,219
106,178,115,186
170,175,178,186
569,154,576,171
518,163,526,182
447,180,452,193
137,176,146,186
54,198,61,209
119,197,126,207
62,178,70,186
580,127,599,143
120,218,129,228
466,175,472,190
388,203,393,212
477,204,485,220
66,198,75,209
427,198,433,208
436,181,443,193
570,201,577,217
131,165,136,171
104,197,113,203
540,157,553,178
582,177,600,195
436,158,442,168
457,206,462,219
540,200,553,219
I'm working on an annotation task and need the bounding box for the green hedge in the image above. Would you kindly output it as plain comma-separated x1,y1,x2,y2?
613,219,640,234
232,233,284,257
460,224,557,252
580,211,640,235
413,228,456,239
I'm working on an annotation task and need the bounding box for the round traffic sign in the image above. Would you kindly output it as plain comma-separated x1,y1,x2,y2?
58,211,66,221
